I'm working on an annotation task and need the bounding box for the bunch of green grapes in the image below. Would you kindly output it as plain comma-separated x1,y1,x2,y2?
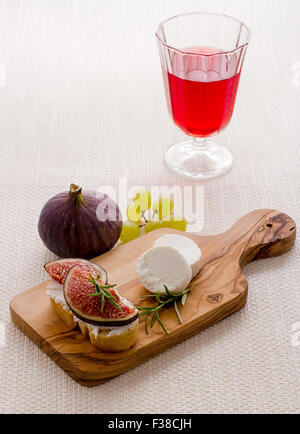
120,189,187,244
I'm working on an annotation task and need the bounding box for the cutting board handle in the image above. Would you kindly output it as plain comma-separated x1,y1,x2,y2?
220,209,296,267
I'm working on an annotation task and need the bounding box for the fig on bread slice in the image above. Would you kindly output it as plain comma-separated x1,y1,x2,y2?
44,258,108,285
63,266,138,327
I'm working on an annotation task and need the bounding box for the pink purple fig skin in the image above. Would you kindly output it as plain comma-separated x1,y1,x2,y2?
38,184,122,259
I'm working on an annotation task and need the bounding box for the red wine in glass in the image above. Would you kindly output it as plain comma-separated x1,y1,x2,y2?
167,46,241,137
156,13,251,180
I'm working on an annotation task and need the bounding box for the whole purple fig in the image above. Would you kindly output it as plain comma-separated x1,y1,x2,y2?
38,184,122,259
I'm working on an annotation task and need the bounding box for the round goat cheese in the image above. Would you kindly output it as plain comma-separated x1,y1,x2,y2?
153,234,202,279
136,245,192,294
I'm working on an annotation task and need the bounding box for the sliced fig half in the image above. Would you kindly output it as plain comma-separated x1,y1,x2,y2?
63,266,138,327
44,258,107,285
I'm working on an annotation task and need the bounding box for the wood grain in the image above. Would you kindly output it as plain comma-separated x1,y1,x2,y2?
10,209,296,386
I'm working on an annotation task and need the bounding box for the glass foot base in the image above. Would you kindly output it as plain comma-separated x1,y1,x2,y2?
164,139,233,180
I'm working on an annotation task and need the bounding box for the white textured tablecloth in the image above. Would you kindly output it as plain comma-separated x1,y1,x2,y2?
0,0,299,414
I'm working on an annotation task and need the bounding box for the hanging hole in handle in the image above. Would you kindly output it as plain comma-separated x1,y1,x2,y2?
266,223,273,228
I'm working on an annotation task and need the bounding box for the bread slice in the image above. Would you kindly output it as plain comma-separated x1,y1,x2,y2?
50,298,77,329
88,320,139,352
77,319,89,337
47,281,138,352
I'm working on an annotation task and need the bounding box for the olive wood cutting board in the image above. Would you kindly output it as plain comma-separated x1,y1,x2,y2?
10,209,296,387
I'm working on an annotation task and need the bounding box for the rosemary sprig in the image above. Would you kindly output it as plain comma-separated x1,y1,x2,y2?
137,285,191,335
88,275,123,313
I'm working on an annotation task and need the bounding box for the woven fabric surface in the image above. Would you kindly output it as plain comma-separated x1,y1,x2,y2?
0,0,299,414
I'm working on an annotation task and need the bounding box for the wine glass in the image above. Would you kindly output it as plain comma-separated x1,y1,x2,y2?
156,12,251,180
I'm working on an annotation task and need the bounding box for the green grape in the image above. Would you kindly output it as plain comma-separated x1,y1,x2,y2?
152,197,174,220
127,204,141,223
144,220,164,234
127,189,151,222
133,189,151,210
163,216,187,232
120,221,141,243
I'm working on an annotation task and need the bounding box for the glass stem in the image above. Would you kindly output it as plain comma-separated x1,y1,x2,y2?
192,137,209,151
